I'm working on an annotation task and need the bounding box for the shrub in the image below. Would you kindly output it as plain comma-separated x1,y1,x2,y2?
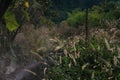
67,10,84,28
88,11,102,27
46,37,120,80
66,10,102,28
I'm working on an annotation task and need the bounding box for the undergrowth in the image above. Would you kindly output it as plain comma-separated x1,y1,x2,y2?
46,36,120,80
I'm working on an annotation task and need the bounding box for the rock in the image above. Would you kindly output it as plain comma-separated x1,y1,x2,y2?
6,62,49,80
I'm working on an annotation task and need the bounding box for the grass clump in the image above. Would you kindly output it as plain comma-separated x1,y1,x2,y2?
46,36,120,80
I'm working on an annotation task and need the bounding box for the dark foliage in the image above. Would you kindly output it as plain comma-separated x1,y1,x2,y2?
0,0,13,19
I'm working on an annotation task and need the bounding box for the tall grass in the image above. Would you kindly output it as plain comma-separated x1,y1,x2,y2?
46,36,120,80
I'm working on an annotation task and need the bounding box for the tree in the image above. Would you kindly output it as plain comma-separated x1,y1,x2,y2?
0,0,51,53
0,0,13,19
0,0,14,53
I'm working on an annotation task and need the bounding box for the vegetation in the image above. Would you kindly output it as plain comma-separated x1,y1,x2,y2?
0,0,120,80
46,37,120,80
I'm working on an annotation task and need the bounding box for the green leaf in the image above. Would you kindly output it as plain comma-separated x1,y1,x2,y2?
4,11,19,31
22,10,30,21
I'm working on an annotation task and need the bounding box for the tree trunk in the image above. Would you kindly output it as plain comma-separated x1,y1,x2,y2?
0,19,10,53
85,8,89,44
0,0,13,53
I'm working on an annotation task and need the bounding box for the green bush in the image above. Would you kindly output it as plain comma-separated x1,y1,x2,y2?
88,11,102,27
102,11,115,20
66,10,102,28
46,37,120,80
67,10,85,27
66,2,120,28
